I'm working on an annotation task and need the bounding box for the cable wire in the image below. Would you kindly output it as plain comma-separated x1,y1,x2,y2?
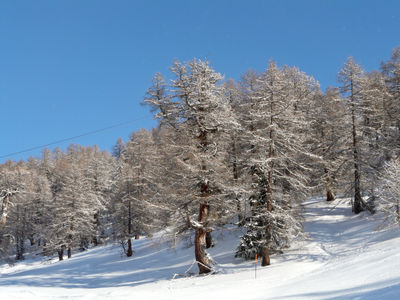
0,116,151,159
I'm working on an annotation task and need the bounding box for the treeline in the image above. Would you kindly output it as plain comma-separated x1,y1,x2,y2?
1,47,399,273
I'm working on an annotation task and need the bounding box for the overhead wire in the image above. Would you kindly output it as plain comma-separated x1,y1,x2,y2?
0,116,152,159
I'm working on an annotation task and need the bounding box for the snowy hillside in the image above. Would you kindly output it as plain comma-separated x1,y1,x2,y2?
1,198,400,299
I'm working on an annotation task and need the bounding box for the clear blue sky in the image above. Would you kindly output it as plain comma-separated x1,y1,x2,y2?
1,0,399,162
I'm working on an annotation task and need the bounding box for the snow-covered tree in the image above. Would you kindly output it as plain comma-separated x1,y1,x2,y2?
236,61,319,266
224,78,248,225
144,59,238,274
112,137,126,159
45,146,106,260
338,57,394,213
338,58,366,214
111,129,162,256
84,146,115,246
0,162,27,260
308,88,347,201
381,46,400,156
378,158,400,225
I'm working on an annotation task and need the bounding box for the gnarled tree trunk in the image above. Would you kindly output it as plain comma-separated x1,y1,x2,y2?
194,203,212,274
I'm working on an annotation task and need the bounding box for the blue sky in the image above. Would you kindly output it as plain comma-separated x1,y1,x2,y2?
1,0,399,162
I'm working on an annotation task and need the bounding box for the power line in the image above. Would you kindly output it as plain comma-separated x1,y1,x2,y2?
0,116,152,160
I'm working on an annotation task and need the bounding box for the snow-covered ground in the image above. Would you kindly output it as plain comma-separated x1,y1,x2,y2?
1,198,400,299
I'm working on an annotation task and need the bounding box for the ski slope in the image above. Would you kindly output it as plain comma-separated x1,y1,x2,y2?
1,198,400,299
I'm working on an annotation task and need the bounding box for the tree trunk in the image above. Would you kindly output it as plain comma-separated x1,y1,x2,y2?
353,166,362,214
351,79,363,214
327,190,335,202
232,140,244,226
135,235,139,240
262,221,271,266
195,203,212,274
92,212,99,246
236,198,244,226
15,236,24,260
126,239,133,257
206,232,213,248
262,102,274,266
194,128,213,274
67,247,72,258
262,180,272,266
128,200,132,235
42,240,48,256
29,235,35,246
58,248,64,261
324,168,335,201
0,194,10,228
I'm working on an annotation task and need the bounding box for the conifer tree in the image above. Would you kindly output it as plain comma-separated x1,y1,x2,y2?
236,61,318,266
338,58,365,214
144,59,237,274
378,158,400,225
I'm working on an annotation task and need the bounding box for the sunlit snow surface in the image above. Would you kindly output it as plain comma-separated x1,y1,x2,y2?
1,198,400,299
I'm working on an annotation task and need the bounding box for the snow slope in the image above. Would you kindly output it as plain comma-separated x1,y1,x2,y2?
1,198,400,299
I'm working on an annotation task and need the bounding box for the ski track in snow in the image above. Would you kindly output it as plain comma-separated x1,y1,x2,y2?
1,198,400,299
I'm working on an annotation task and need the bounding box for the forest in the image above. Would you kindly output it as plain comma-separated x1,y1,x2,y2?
1,46,399,275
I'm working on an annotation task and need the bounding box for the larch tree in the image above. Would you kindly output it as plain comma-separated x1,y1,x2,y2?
309,88,347,201
0,162,28,260
224,78,249,226
236,61,319,266
144,59,238,274
338,57,394,213
378,158,400,225
358,70,393,202
46,146,105,260
381,46,400,155
112,129,162,257
112,137,126,159
84,146,116,246
14,158,52,259
338,57,365,214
